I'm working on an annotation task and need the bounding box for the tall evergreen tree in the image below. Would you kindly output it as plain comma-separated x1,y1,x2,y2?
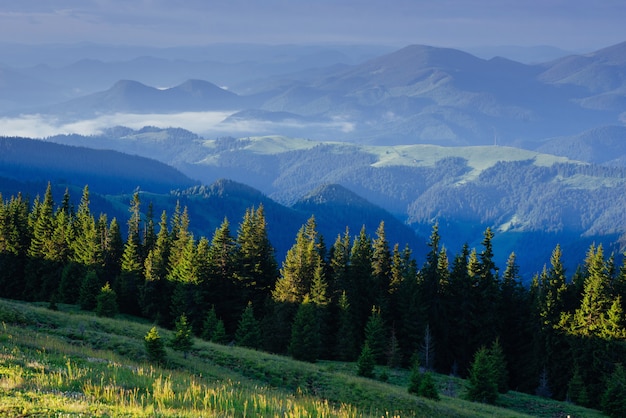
235,205,278,315
335,291,358,361
273,216,322,304
24,183,58,301
466,346,498,404
235,302,262,349
0,193,30,298
289,297,321,362
206,218,239,331
140,211,172,323
170,313,193,358
347,225,373,339
363,306,387,365
371,221,392,314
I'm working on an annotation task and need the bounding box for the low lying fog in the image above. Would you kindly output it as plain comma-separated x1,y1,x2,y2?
0,112,355,139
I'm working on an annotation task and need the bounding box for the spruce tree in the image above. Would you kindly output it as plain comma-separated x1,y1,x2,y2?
170,313,193,358
335,291,358,361
356,342,376,378
289,297,320,362
201,305,219,341
79,269,101,311
466,346,498,404
145,326,166,365
601,364,626,418
235,205,278,314
488,338,509,394
364,306,386,364
95,282,118,317
419,372,440,400
567,365,589,406
408,357,422,395
235,302,262,349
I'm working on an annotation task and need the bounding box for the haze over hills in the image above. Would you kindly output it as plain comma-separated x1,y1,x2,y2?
3,41,624,148
2,41,626,275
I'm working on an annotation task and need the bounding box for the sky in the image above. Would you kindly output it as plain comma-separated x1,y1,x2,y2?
0,0,625,52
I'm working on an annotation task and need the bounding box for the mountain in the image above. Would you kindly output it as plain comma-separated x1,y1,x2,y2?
12,41,625,146
534,126,626,165
0,136,197,194
29,79,245,118
0,134,424,264
174,180,426,261
39,128,626,275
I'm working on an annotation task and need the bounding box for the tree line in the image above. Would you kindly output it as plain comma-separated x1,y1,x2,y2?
1,183,625,412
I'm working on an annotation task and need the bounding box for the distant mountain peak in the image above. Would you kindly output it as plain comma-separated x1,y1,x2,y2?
297,183,372,207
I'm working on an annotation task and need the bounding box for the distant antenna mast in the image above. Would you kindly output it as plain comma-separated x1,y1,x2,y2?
493,127,498,146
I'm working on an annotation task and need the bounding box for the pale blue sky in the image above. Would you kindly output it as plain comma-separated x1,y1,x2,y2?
0,0,625,51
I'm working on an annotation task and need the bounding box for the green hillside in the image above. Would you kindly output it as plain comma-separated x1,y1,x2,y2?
0,298,603,417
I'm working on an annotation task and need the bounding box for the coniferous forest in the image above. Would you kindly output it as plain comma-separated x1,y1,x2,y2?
1,183,626,412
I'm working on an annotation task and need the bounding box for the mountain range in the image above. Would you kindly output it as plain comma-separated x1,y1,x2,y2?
2,41,626,276
3,42,625,149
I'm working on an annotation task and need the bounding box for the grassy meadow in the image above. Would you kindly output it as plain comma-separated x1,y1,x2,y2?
0,298,604,417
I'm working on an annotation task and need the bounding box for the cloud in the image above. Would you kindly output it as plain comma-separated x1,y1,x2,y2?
1,1,625,49
0,111,356,139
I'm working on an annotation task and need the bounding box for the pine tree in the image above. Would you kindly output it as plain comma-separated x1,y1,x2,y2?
371,221,391,314
140,211,171,323
356,342,376,378
363,306,386,364
419,372,440,400
335,291,358,361
170,314,193,358
235,302,261,349
144,326,166,365
488,338,509,394
201,305,219,341
79,269,101,311
235,205,278,314
466,346,498,404
289,297,320,362
211,320,228,344
95,282,118,317
347,226,373,339
273,216,322,304
408,357,421,395
601,363,626,418
567,365,589,406
206,218,239,331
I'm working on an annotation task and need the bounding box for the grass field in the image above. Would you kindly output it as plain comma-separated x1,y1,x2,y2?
0,298,605,417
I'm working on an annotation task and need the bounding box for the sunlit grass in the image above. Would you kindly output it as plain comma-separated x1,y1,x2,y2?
0,298,605,417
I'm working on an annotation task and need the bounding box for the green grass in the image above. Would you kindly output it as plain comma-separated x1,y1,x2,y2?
0,298,605,417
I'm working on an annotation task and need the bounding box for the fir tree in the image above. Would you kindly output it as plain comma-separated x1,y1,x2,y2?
170,313,193,358
235,205,278,314
201,305,220,341
289,297,320,362
78,269,101,311
466,346,498,404
601,363,626,418
363,306,386,364
408,357,422,395
567,365,589,406
488,338,509,394
95,282,118,317
419,372,440,400
335,291,358,361
235,302,262,349
211,320,228,344
144,326,166,364
357,342,376,378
